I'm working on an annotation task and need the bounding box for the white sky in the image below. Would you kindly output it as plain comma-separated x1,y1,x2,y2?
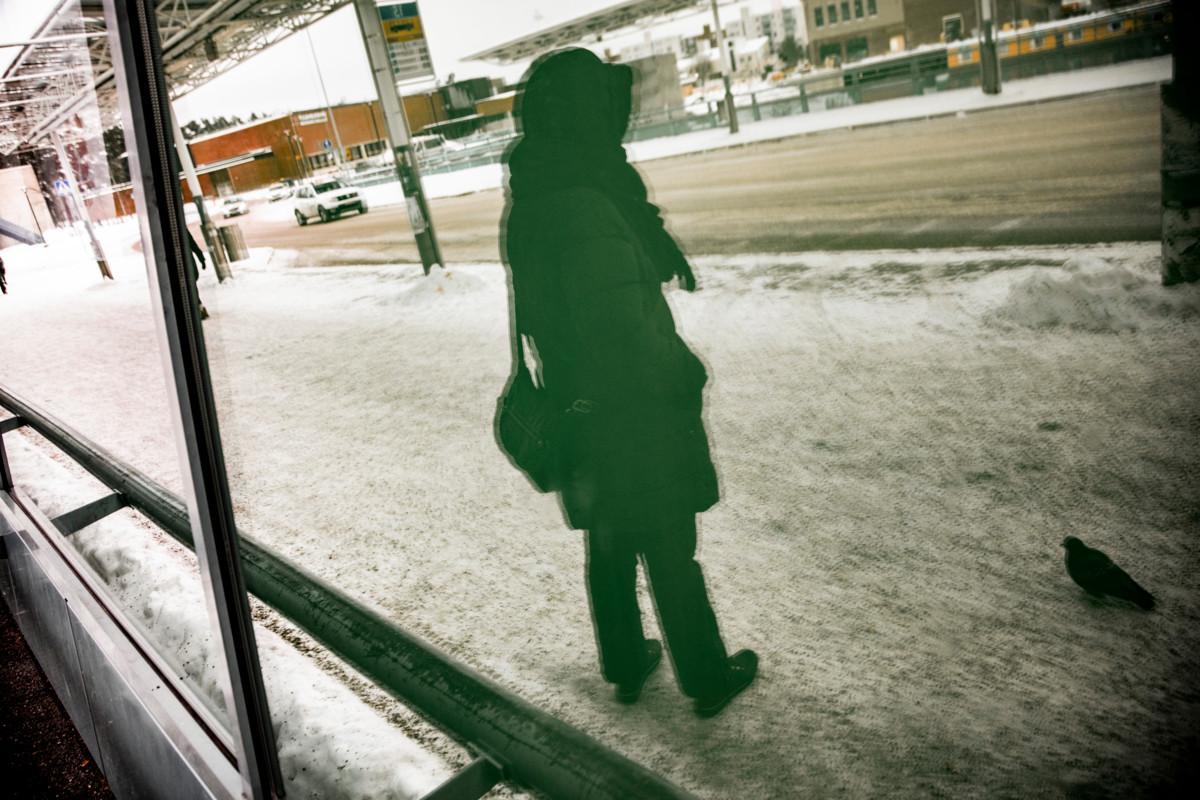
1,1,789,126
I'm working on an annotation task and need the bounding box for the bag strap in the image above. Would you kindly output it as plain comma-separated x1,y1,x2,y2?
510,286,533,381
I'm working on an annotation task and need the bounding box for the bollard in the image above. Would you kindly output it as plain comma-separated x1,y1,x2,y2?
217,224,249,263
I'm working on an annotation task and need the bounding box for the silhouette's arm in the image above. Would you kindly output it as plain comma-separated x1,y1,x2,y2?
557,214,705,408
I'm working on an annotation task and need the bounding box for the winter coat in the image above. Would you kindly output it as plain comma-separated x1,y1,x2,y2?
505,186,719,532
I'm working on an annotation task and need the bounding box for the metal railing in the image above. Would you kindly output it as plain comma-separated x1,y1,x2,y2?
0,385,695,800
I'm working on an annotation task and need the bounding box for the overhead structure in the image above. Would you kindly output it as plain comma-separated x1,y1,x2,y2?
1,0,349,156
465,0,709,64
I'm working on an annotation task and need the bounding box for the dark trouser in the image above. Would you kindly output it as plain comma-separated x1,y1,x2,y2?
585,514,728,698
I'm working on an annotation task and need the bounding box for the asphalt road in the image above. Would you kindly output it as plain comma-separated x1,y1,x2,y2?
237,85,1161,264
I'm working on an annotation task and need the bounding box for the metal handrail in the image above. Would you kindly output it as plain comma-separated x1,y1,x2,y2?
0,385,695,800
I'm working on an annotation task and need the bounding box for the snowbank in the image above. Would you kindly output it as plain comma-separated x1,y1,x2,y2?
5,434,455,799
991,253,1200,332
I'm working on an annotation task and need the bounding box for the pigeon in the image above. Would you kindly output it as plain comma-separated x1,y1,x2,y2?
1062,536,1155,610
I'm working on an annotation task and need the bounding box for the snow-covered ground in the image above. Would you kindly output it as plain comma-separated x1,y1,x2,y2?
2,220,1198,796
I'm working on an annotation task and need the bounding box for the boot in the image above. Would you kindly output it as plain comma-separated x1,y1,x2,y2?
615,640,662,704
694,649,758,718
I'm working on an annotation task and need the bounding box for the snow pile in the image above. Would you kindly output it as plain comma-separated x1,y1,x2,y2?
990,253,1200,332
5,434,454,799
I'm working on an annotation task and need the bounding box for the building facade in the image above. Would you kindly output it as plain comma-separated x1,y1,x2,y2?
185,95,446,197
807,0,905,65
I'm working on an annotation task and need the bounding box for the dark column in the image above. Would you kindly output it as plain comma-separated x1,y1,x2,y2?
1162,0,1200,285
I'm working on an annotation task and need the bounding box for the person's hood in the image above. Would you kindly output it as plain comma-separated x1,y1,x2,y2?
516,48,634,148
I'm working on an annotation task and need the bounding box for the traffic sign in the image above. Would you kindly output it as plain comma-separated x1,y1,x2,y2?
53,178,70,196
322,138,332,150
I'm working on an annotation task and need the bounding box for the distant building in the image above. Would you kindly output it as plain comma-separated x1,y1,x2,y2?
807,0,905,66
732,36,774,76
624,53,686,117
620,33,694,62
805,0,1066,66
185,95,447,197
733,2,807,54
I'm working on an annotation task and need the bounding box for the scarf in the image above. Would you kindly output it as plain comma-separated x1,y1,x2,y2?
505,48,696,291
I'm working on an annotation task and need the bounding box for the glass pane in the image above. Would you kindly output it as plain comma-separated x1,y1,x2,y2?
5,0,1187,798
0,0,233,730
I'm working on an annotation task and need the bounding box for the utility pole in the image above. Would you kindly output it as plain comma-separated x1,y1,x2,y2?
978,0,1001,95
307,26,347,168
351,0,442,272
170,105,231,281
709,0,739,134
50,130,112,280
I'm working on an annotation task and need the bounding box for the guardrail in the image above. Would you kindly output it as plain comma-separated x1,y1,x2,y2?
0,385,696,800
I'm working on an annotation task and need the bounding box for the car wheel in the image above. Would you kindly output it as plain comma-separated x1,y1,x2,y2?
318,206,332,223
358,202,368,215
295,209,307,226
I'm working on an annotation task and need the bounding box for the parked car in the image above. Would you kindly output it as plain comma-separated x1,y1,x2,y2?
292,179,367,225
220,195,248,218
267,182,291,202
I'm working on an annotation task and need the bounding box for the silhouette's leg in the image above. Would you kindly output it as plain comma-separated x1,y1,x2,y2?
642,515,729,698
585,525,646,685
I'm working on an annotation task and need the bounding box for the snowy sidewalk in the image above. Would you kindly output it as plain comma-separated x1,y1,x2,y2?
3,230,1200,797
416,56,1172,200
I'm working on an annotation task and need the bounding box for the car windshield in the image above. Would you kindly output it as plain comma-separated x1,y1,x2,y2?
313,181,342,193
224,197,243,204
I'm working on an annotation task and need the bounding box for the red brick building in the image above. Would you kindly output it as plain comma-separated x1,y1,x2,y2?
186,95,446,197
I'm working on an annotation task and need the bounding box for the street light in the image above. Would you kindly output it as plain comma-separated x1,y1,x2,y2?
709,0,739,134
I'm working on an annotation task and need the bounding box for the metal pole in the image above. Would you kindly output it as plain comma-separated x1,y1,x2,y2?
978,0,1001,95
170,104,231,281
305,26,346,169
22,188,44,238
103,2,283,797
351,0,442,272
49,131,113,280
709,0,739,133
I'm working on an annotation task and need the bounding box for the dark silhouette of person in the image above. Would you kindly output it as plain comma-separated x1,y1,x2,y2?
501,48,757,717
186,228,209,319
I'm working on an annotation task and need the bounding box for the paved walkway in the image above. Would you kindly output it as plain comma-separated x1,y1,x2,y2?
0,597,113,798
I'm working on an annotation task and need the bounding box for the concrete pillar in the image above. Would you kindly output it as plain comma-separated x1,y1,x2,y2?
1162,0,1200,285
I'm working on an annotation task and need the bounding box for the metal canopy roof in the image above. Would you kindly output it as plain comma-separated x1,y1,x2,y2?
1,0,347,155
465,0,708,64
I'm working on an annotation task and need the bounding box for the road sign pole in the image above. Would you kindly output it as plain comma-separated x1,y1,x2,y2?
50,131,113,280
170,103,232,281
351,0,442,273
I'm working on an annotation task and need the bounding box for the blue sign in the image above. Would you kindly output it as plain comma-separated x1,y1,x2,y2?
53,178,70,196
322,138,333,150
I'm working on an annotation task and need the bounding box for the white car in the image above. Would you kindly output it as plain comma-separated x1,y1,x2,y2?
293,179,367,225
220,195,248,218
267,182,291,202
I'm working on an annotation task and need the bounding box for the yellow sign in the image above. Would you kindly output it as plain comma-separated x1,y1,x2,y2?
383,17,423,43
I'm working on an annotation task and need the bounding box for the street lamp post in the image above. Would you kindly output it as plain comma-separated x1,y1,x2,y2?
978,0,1002,95
709,0,739,134
306,26,347,169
